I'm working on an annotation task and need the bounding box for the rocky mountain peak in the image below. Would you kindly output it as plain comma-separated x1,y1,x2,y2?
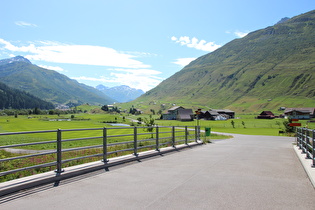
0,55,32,65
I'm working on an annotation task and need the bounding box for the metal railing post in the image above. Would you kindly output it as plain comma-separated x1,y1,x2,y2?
195,126,198,142
302,128,306,154
155,126,160,151
312,130,315,167
102,127,108,163
134,127,138,156
172,126,175,147
55,129,64,174
306,129,311,159
298,128,302,149
185,126,188,145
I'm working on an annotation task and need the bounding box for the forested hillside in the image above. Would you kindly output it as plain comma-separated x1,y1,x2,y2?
0,82,54,109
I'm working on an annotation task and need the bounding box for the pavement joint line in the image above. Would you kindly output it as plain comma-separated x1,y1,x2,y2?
293,145,315,189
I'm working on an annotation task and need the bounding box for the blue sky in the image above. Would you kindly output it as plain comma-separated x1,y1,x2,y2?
0,0,314,91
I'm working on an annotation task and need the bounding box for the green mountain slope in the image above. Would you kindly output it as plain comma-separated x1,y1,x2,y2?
0,82,54,109
0,57,114,105
137,10,315,113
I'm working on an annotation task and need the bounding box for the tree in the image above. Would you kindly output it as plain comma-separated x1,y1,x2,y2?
231,120,235,128
144,115,155,138
101,105,109,112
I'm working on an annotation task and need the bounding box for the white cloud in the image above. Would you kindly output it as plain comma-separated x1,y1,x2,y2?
225,30,249,38
234,31,248,38
172,57,196,67
38,65,64,72
171,36,221,52
0,38,162,91
15,21,37,27
0,38,150,69
73,68,163,91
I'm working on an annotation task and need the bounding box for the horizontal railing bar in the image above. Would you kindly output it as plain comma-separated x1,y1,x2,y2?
61,153,103,164
138,145,155,150
0,140,56,149
107,134,134,138
0,161,56,177
0,150,56,162
0,130,56,136
61,136,102,143
58,128,103,132
62,145,103,153
108,141,134,146
107,148,134,155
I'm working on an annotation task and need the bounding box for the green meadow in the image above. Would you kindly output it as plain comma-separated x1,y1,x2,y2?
0,112,310,137
1,112,308,182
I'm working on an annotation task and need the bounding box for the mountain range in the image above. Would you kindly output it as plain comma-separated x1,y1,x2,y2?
0,56,145,107
133,10,315,113
96,84,144,103
0,57,117,106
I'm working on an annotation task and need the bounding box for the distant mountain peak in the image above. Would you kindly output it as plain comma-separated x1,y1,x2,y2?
276,17,290,25
96,84,144,102
0,55,32,65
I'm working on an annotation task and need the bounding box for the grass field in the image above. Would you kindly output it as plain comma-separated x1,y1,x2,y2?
0,112,310,136
0,112,307,182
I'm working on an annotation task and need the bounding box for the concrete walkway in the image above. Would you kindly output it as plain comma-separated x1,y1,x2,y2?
1,134,315,209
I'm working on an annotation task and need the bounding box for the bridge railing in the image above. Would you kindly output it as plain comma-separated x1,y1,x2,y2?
296,127,315,167
0,126,201,182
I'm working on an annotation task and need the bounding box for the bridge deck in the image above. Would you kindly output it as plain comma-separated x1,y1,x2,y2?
1,134,315,209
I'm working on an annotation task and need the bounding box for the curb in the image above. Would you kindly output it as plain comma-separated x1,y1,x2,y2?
293,145,315,189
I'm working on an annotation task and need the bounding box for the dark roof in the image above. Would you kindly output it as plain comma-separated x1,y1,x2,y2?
284,108,315,114
259,111,274,115
212,109,235,113
178,109,193,120
168,106,184,111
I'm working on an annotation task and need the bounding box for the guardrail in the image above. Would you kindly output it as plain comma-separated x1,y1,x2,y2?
296,127,315,167
0,126,201,182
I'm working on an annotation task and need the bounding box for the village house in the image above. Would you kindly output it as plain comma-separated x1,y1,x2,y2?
162,106,194,121
177,109,194,121
257,111,275,119
284,108,315,120
162,106,184,120
196,109,235,120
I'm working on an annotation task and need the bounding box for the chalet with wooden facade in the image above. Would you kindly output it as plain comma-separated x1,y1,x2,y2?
197,109,235,120
162,106,194,121
257,111,275,119
284,108,315,120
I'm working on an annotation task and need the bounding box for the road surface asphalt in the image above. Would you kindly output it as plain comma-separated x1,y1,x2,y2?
1,134,315,209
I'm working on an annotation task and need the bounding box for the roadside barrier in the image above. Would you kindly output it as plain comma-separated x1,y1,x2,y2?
296,127,315,167
0,126,201,181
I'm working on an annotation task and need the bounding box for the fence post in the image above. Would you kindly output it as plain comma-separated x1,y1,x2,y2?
155,126,160,151
306,129,311,159
172,126,175,147
102,127,108,163
134,127,138,156
195,126,198,142
55,129,64,174
297,128,301,149
185,126,188,145
313,130,315,167
302,128,306,154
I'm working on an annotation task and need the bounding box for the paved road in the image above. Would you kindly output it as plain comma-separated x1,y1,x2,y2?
1,134,315,209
